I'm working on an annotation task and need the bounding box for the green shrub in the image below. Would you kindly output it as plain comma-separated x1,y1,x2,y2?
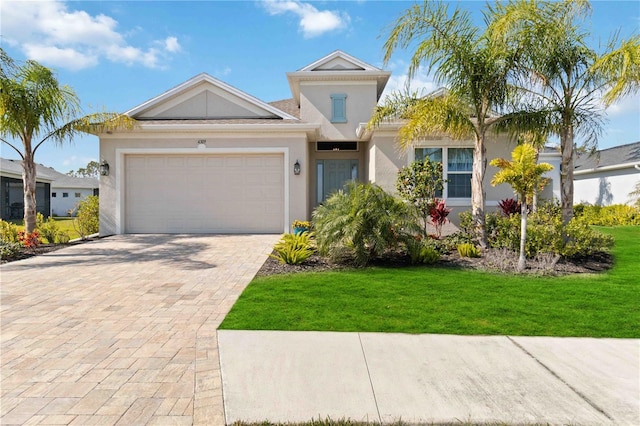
457,243,481,258
561,217,615,257
270,232,315,265
0,241,23,259
36,214,61,244
313,181,419,266
74,195,99,238
0,220,19,243
405,238,440,265
56,231,71,244
573,204,640,226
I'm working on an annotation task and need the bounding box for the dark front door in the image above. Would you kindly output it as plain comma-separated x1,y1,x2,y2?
316,159,358,204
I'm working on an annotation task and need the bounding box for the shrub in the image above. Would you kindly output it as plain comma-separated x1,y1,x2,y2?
74,195,99,238
36,214,61,244
438,231,474,253
0,220,20,243
0,241,23,260
573,204,640,226
429,199,451,238
56,231,71,244
17,230,40,250
270,232,315,265
405,237,440,265
396,159,444,237
313,181,419,266
457,243,481,258
498,198,521,216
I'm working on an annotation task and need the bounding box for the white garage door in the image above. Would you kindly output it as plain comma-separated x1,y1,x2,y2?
125,154,284,233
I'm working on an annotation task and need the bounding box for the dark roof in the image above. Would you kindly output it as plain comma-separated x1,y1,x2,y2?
0,158,98,188
268,98,301,119
574,141,640,170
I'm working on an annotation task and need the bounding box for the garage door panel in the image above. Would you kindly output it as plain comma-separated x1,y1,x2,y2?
125,153,284,233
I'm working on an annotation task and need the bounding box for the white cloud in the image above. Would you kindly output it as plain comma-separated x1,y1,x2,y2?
261,0,350,38
605,93,640,118
2,0,181,70
381,61,439,100
164,37,181,53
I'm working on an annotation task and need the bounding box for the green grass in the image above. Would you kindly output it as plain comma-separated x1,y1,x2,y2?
10,217,81,240
220,226,640,338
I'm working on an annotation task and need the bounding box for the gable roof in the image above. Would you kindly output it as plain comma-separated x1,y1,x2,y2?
287,50,391,104
126,73,298,121
574,141,640,171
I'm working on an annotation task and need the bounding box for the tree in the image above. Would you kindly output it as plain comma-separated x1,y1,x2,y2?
489,0,640,225
0,49,135,233
490,143,554,271
396,158,444,237
67,160,100,178
368,1,537,247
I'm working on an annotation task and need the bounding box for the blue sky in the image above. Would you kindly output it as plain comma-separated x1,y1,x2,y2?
2,0,639,174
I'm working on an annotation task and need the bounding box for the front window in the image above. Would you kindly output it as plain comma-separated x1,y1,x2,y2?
414,147,473,199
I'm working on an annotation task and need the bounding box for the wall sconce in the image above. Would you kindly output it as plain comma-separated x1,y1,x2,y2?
293,160,301,175
99,160,110,176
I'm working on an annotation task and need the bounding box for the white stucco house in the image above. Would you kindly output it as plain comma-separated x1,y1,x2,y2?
574,141,640,206
49,172,99,217
96,50,561,235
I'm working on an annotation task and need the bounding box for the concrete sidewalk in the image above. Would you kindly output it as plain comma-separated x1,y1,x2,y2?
218,331,639,425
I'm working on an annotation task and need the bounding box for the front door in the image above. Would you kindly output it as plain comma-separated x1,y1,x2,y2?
316,159,358,204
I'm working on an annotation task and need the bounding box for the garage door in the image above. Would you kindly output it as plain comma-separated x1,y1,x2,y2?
125,154,284,233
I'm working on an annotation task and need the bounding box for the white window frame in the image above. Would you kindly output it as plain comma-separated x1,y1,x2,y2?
409,142,474,206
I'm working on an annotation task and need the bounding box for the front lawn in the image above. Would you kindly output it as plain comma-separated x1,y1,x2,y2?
219,226,639,338
10,216,81,240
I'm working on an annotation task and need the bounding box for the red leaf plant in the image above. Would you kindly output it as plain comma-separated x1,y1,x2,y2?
429,199,451,238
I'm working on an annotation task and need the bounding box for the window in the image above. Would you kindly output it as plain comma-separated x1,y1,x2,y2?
52,192,57,198
414,147,473,199
75,192,81,198
62,192,69,198
330,94,347,123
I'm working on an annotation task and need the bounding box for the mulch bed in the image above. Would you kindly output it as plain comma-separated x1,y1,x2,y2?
0,238,98,265
257,248,613,277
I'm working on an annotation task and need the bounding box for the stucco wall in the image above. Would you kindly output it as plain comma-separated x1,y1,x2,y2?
574,168,640,205
367,133,562,224
51,188,95,217
300,81,377,140
99,132,309,236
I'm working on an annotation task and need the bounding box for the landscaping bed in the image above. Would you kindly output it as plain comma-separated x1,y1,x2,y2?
257,246,613,277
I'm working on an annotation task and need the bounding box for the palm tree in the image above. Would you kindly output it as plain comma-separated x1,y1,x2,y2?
368,1,536,247
489,0,640,225
490,143,554,271
0,49,135,233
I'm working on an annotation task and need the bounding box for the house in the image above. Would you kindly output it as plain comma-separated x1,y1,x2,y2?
48,171,99,217
574,141,640,206
1,158,53,220
96,50,561,235
0,158,99,220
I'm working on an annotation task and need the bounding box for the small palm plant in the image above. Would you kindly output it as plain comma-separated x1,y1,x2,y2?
490,143,554,272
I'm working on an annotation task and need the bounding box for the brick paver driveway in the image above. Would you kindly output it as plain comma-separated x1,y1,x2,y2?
1,234,279,426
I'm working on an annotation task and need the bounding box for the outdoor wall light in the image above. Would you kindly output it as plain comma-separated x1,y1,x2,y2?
99,160,110,176
293,160,301,175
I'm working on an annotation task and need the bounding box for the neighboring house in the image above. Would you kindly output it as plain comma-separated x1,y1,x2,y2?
96,50,561,235
0,158,53,220
0,157,99,220
48,172,99,217
574,141,640,206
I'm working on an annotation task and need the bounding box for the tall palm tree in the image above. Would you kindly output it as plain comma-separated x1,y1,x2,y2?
489,0,640,225
0,49,135,233
490,143,554,271
368,1,536,247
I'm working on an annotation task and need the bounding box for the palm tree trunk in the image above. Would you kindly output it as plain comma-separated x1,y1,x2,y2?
560,122,575,226
518,198,527,272
22,152,37,234
472,133,488,248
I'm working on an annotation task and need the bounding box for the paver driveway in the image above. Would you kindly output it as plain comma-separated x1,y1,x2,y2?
1,234,279,426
